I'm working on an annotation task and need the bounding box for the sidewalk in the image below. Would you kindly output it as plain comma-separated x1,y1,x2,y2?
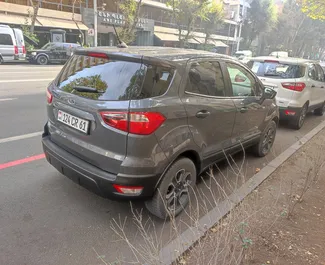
184,127,325,265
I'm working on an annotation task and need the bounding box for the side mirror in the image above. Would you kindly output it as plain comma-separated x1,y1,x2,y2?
235,74,246,83
264,86,277,99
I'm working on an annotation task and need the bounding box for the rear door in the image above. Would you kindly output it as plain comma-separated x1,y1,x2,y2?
181,58,237,159
224,61,266,143
314,64,325,105
48,53,144,174
13,28,25,59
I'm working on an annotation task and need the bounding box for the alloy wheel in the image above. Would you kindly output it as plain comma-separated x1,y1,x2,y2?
262,127,275,154
165,169,192,213
298,105,307,128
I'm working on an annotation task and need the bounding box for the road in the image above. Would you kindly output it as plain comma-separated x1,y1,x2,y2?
0,64,324,265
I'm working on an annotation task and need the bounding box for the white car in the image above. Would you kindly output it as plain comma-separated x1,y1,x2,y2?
247,57,325,129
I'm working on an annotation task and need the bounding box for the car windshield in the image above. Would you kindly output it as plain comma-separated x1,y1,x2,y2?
248,61,305,79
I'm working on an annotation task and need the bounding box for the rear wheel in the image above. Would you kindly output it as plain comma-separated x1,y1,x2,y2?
0,57,3,64
314,102,325,116
253,120,277,157
291,103,308,130
37,55,48,65
145,158,197,219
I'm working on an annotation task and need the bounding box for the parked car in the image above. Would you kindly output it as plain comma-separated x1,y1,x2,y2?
247,57,325,129
0,25,19,63
269,51,289,58
27,42,81,65
42,47,279,219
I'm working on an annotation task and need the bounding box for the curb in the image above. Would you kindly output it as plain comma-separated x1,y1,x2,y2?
158,120,325,265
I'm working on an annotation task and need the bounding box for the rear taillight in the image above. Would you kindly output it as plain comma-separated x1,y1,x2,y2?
14,45,18,55
47,88,53,104
282,82,306,92
22,46,26,54
100,111,166,135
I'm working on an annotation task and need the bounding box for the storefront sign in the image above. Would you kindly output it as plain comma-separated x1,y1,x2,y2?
97,11,149,29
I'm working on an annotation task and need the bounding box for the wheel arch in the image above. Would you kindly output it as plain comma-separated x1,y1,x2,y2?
36,53,49,61
155,149,202,189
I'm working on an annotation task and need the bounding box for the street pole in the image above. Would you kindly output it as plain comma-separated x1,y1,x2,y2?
237,22,242,52
94,0,98,47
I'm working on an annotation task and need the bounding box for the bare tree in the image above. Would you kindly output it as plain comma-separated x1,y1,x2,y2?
28,0,39,34
72,0,85,46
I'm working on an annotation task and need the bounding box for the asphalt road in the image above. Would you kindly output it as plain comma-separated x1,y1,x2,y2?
0,64,324,265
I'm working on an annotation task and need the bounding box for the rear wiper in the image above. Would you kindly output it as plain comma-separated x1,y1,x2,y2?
263,73,280,76
72,86,102,93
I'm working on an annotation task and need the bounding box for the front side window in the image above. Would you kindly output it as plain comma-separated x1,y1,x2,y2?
315,64,325,82
186,60,226,97
226,63,258,97
0,34,13,45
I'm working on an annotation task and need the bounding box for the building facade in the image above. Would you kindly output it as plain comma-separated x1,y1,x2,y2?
0,0,243,54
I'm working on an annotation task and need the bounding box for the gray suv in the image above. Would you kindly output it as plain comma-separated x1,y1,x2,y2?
42,47,279,219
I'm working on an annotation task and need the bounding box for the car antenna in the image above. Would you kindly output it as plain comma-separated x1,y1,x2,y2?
113,25,128,48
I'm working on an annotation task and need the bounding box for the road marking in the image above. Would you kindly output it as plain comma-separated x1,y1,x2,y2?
0,131,43,144
0,98,17,102
0,79,53,83
0,154,45,170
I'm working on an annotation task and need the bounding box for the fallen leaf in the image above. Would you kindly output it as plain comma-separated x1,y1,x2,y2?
255,168,261,173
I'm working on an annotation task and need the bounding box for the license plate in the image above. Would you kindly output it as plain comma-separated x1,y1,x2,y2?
57,110,89,133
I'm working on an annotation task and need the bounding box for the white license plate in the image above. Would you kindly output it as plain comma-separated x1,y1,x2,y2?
57,110,89,133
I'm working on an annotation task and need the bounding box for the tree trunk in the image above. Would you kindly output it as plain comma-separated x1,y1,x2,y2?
72,0,84,46
29,0,39,34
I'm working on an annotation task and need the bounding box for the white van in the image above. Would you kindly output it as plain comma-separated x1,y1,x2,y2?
0,25,26,63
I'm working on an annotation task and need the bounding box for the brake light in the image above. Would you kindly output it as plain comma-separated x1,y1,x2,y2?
113,184,143,195
87,52,108,59
14,45,18,55
22,46,26,54
282,82,306,92
47,88,53,104
100,111,166,135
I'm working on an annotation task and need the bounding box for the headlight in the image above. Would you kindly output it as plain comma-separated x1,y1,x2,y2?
31,52,36,56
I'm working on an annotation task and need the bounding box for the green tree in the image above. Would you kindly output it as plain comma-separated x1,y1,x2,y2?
202,1,224,49
301,0,325,20
241,0,277,50
167,0,210,48
117,0,143,44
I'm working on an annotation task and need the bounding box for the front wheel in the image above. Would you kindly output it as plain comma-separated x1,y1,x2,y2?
37,55,48,65
252,120,277,157
145,158,197,220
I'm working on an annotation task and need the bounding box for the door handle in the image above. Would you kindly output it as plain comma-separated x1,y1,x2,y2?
196,110,210,118
239,107,248,113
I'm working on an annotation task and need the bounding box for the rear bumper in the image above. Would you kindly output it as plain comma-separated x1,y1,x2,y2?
42,125,159,200
279,106,301,120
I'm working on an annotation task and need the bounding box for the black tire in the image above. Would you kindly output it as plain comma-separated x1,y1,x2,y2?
0,57,3,64
37,55,48,65
145,157,197,220
290,103,308,130
252,120,277,157
314,102,325,116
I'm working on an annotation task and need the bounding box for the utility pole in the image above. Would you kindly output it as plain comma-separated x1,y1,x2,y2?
94,0,98,47
236,21,242,51
236,2,241,52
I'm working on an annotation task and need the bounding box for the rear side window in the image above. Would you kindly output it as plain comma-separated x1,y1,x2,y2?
0,33,13,45
248,61,305,79
186,61,226,97
57,55,174,100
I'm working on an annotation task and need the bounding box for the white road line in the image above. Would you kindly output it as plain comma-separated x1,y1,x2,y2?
0,79,54,83
0,131,43,144
0,98,17,102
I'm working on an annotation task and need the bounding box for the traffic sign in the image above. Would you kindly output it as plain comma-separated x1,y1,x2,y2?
88,28,94,36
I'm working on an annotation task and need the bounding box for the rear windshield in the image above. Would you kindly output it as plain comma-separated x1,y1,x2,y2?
57,55,174,100
247,60,306,79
